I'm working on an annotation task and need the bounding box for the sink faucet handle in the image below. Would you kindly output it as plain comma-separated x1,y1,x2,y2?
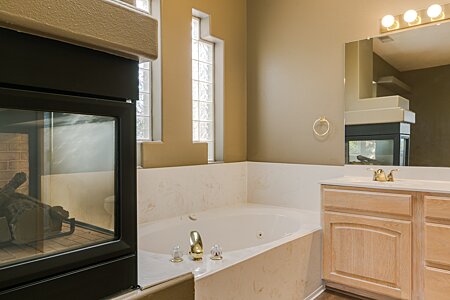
367,168,386,181
387,169,399,182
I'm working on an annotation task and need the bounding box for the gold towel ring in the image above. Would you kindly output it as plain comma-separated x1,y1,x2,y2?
313,117,330,137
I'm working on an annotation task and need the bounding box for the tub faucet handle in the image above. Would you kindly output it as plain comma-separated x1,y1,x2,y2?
210,244,223,260
189,231,204,261
170,245,183,263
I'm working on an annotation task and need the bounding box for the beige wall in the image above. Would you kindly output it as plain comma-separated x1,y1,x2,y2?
402,64,450,167
247,0,436,165
345,39,374,110
141,0,247,167
371,54,450,168
373,53,403,97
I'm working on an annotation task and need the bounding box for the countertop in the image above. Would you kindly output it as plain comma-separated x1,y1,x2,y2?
321,176,450,194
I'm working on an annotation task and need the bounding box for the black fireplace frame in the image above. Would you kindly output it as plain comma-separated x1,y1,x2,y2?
345,123,411,166
0,28,138,299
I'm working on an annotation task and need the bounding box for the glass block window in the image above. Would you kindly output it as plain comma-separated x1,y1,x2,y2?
137,62,151,140
136,0,150,12
136,0,152,140
192,17,215,161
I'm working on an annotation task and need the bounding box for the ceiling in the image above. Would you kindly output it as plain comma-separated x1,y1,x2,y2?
373,21,450,72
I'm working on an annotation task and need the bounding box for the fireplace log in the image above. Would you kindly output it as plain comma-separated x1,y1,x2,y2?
0,172,27,200
0,217,12,243
0,172,70,244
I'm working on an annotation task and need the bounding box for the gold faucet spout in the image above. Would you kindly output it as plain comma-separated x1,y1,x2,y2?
369,168,388,182
368,168,398,182
189,231,203,261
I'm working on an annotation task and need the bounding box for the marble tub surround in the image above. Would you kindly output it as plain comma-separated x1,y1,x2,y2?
137,162,247,223
195,230,322,300
138,204,320,289
138,162,344,223
247,162,343,212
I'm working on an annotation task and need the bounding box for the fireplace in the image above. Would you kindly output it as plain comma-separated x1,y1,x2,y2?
345,123,411,166
0,28,137,298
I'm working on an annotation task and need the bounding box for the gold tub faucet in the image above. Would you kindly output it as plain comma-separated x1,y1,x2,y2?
368,168,399,182
189,231,204,261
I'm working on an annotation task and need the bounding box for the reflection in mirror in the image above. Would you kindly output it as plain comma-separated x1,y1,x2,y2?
344,21,450,167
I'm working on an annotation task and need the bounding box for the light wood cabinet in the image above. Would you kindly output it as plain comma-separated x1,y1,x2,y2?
322,186,450,300
424,195,450,221
423,194,450,299
322,188,412,217
424,267,450,300
425,223,450,268
323,212,411,299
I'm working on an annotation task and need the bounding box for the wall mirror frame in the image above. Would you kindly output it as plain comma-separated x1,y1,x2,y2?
344,20,450,168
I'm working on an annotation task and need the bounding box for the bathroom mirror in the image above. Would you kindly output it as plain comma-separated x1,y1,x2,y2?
344,21,450,167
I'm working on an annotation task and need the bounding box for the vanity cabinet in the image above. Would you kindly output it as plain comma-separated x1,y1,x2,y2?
424,195,450,299
322,186,450,300
322,187,413,299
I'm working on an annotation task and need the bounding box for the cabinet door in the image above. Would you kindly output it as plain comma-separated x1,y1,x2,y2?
424,267,450,300
323,212,412,299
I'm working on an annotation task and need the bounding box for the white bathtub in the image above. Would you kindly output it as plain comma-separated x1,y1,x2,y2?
138,203,321,291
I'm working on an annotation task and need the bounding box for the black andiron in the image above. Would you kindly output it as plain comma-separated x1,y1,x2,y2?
0,172,74,245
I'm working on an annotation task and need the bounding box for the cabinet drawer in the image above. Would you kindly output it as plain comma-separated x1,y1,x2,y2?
323,187,412,217
424,267,450,300
425,223,450,268
425,195,450,221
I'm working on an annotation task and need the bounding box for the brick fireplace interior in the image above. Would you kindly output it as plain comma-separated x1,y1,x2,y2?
0,133,29,195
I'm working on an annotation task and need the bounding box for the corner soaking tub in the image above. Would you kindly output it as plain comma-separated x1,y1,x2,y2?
138,204,322,299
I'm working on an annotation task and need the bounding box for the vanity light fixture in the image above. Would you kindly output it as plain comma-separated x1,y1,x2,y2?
427,4,443,18
381,15,397,29
403,9,419,23
380,3,449,33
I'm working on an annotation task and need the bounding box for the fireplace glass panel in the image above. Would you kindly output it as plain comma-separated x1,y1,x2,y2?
0,109,116,267
347,139,394,165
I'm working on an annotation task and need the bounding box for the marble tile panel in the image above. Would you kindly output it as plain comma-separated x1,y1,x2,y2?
195,230,322,300
248,162,343,212
138,162,247,223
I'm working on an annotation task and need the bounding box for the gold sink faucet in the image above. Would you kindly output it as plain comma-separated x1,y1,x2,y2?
369,168,399,182
189,231,204,261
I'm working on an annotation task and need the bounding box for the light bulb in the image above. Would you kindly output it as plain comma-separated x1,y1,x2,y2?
403,9,418,23
381,15,396,28
427,4,443,18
